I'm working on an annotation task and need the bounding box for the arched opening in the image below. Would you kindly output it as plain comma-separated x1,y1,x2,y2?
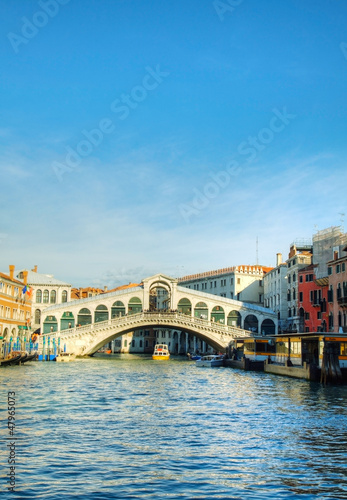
95,305,109,323
111,301,126,318
194,302,208,319
61,312,75,330
128,297,142,315
36,289,42,303
62,290,68,303
244,314,258,333
260,319,276,335
3,327,9,341
227,310,241,328
77,308,92,326
177,298,191,315
50,290,57,304
43,315,58,334
211,306,225,324
149,281,171,311
34,309,41,325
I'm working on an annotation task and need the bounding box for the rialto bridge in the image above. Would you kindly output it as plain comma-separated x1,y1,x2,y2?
39,274,277,356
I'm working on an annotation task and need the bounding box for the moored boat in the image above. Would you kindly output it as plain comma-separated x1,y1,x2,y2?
196,354,224,367
55,353,76,362
152,344,170,360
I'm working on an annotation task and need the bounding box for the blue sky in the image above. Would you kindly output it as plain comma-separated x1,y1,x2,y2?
1,0,346,287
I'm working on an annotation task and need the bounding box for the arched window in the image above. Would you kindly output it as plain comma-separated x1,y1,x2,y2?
43,290,49,303
50,290,56,303
36,290,42,303
62,290,68,303
34,309,41,324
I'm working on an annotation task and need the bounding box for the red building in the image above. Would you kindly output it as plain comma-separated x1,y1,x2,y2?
298,265,329,332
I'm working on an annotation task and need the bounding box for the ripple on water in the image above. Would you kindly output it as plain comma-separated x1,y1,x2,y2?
1,356,347,499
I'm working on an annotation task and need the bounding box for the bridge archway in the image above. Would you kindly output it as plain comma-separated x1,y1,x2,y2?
211,306,225,324
95,305,108,323
78,308,92,326
149,279,172,311
260,318,276,335
178,298,191,315
128,297,142,315
194,301,208,319
111,301,126,318
244,314,258,333
227,310,241,328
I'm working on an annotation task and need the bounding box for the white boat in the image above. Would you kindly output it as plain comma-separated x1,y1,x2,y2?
195,354,225,367
152,344,170,360
55,353,76,362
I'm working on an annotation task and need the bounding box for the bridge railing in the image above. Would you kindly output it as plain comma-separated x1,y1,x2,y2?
40,311,252,343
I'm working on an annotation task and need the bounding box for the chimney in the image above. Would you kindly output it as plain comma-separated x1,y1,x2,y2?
276,253,282,267
79,287,83,299
9,265,15,280
31,265,38,273
104,286,108,292
23,270,28,286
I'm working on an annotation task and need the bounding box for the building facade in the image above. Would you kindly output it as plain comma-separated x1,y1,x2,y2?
327,245,347,332
16,266,72,332
298,265,329,333
0,265,32,351
179,265,272,304
263,253,288,331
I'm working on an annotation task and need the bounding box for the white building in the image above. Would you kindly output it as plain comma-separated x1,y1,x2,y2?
16,266,72,331
263,253,288,331
179,265,272,305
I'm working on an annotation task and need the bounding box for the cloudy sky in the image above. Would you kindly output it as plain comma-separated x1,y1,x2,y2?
1,0,346,287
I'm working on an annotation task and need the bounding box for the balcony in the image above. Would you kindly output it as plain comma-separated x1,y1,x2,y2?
337,296,347,307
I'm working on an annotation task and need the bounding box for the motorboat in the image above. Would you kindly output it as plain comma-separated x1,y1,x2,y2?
152,344,170,360
187,353,202,361
196,354,225,367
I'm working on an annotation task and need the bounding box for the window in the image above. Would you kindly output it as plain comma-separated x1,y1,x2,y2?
43,290,49,303
214,281,217,288
36,290,42,303
342,263,346,272
35,309,41,324
336,264,341,274
62,290,68,303
50,290,56,303
293,273,296,282
328,266,332,275
299,275,303,283
288,275,291,284
237,278,240,285
299,292,303,302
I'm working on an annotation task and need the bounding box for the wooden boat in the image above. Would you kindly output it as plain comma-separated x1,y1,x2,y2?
21,353,38,363
152,344,170,360
55,353,76,362
0,353,22,367
196,354,224,367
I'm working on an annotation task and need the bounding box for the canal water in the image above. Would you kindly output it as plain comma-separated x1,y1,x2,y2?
1,355,347,499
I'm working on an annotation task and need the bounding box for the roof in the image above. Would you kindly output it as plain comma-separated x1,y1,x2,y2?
0,271,25,286
108,283,141,292
179,265,273,282
16,269,71,287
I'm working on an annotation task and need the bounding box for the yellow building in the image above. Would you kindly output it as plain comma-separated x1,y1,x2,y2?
0,265,32,351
